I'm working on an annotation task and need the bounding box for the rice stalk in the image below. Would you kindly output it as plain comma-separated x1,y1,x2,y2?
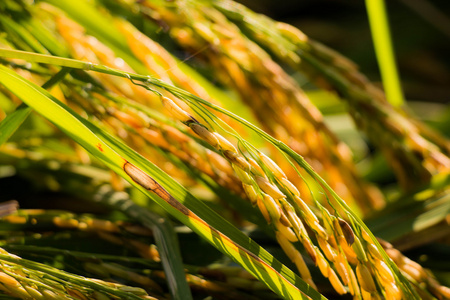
4,245,275,300
0,247,157,299
7,137,447,298
0,1,440,297
0,209,151,237
0,3,266,226
112,0,385,215
30,5,240,191
213,0,450,191
130,81,412,296
0,209,160,261
0,44,422,297
83,90,245,198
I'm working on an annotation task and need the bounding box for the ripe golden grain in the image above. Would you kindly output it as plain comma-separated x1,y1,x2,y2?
256,176,286,199
262,193,282,221
317,237,337,262
223,150,251,171
316,251,329,276
384,282,402,300
374,259,394,284
0,272,20,287
259,152,286,179
276,222,298,242
335,253,350,285
352,236,368,262
279,177,300,197
328,268,347,295
348,267,361,297
190,123,220,148
232,164,253,185
161,96,192,122
213,133,237,152
356,262,377,293
242,184,258,205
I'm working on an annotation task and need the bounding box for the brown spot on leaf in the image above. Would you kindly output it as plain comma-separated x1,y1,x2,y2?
96,143,103,152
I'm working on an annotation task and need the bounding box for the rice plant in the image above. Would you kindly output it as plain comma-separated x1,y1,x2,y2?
0,0,448,299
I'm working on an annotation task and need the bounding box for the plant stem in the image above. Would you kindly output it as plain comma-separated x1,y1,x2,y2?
365,0,405,107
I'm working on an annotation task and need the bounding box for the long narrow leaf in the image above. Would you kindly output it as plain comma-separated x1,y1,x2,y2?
365,0,405,107
0,103,31,146
0,67,70,146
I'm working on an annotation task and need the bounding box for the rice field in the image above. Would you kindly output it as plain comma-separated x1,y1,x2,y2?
0,0,449,299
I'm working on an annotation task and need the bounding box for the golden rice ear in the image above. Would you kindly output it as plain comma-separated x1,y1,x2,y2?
232,164,253,185
279,177,300,197
384,282,402,300
262,194,282,221
256,176,286,200
161,96,192,122
356,262,377,294
242,184,258,205
374,259,394,284
190,123,219,148
0,272,20,288
276,222,298,242
213,133,237,153
258,152,286,179
24,286,45,300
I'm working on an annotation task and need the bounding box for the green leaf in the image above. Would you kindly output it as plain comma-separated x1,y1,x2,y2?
0,67,70,147
365,0,405,107
0,103,31,147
